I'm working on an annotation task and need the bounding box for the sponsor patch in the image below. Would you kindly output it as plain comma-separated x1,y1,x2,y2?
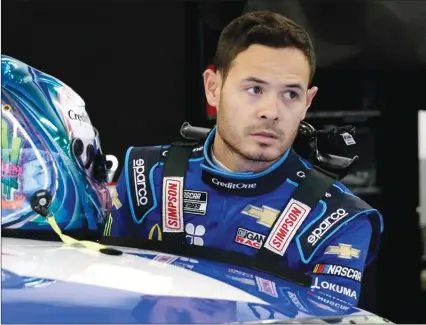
297,208,351,261
307,291,352,312
313,264,362,282
341,132,356,146
133,158,149,207
211,178,257,190
264,199,311,256
325,244,361,260
149,255,179,268
162,177,184,232
54,86,95,149
126,147,157,224
234,227,266,249
255,276,278,298
241,205,280,227
311,277,357,299
183,190,208,215
185,223,205,246
309,292,351,312
307,209,349,246
148,224,162,241
153,255,179,264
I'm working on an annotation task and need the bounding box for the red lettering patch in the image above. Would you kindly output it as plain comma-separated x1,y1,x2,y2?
264,199,311,256
255,276,278,297
162,178,184,232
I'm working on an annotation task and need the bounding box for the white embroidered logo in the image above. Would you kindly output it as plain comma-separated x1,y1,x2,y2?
185,223,205,246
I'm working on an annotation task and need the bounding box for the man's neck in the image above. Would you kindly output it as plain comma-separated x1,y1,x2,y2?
211,134,276,173
210,146,233,172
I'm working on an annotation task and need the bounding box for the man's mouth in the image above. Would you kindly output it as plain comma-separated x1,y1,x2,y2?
251,131,278,139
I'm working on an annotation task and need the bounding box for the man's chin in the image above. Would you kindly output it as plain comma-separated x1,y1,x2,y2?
242,149,283,163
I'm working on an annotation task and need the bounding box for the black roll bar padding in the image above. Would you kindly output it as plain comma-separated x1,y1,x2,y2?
180,122,211,140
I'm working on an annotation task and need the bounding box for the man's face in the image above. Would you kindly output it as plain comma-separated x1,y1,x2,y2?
204,44,318,163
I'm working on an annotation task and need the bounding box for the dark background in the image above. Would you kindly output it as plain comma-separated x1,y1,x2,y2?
3,0,425,322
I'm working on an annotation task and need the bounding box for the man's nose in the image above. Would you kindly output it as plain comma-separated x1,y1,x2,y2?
256,96,280,120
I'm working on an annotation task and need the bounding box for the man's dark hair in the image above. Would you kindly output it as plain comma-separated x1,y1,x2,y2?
213,11,316,83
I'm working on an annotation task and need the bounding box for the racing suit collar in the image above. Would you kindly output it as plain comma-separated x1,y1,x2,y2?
210,147,233,172
200,128,299,197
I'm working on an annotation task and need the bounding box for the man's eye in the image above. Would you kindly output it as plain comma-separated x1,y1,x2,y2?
247,86,263,95
284,91,299,100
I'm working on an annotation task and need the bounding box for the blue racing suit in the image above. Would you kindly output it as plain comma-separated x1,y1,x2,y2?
105,128,383,306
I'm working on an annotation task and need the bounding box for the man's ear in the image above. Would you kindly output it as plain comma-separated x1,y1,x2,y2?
301,86,318,120
203,69,221,109
306,86,318,109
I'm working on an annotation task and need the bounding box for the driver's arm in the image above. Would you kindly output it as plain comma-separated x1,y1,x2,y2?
305,215,374,306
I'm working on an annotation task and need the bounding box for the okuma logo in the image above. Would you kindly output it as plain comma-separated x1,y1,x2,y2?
1,117,24,200
311,277,357,299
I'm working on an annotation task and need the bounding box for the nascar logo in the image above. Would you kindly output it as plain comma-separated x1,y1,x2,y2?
313,264,362,282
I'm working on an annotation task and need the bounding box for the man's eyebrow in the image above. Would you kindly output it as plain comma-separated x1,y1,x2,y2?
285,83,304,91
242,77,270,85
242,77,304,91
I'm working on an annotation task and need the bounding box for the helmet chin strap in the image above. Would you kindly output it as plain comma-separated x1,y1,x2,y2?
30,190,122,256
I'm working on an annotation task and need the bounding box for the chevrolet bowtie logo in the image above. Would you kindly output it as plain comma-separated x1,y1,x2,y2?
242,205,280,227
325,244,360,259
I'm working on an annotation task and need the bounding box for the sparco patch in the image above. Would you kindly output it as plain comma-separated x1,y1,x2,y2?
297,208,351,262
126,146,157,224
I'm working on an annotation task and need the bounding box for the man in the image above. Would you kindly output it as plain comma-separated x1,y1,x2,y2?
106,11,383,306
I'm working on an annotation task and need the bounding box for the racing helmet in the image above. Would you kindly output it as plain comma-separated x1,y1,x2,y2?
1,55,117,236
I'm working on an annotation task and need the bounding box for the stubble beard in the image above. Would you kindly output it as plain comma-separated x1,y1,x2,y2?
222,134,276,164
217,107,287,164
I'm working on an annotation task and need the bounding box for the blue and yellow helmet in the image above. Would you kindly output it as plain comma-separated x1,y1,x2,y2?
1,55,117,235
